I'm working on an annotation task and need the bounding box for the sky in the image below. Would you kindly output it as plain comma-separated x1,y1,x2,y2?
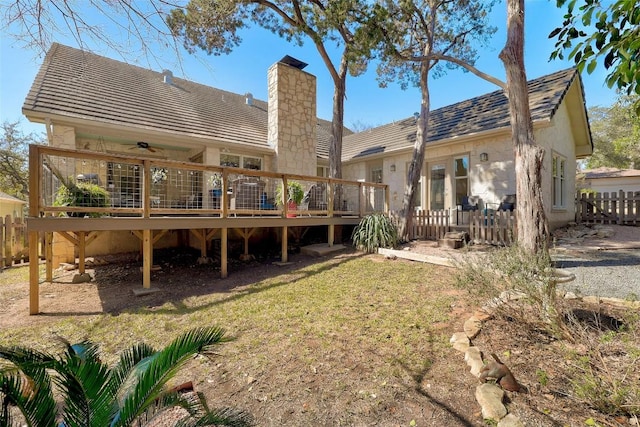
0,0,619,138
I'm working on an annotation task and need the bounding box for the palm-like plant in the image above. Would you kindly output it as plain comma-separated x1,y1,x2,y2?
351,213,398,253
0,327,252,427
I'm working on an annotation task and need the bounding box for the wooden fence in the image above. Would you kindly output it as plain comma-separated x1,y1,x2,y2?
576,191,640,225
467,209,516,246
1,214,29,267
408,209,450,240
396,208,516,246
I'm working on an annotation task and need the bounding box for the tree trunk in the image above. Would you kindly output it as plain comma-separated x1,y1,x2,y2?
329,57,348,180
499,0,549,253
398,61,431,241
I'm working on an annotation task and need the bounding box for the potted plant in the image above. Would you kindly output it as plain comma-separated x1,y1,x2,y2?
277,180,305,217
54,181,110,217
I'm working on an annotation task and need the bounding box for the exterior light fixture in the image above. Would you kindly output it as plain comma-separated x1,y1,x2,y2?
480,152,489,162
390,164,396,172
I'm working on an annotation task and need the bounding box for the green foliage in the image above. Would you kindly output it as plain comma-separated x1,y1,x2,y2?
351,213,398,253
585,93,640,169
454,245,572,340
550,0,640,113
0,327,253,426
54,182,111,217
276,180,305,206
536,369,549,387
0,120,45,200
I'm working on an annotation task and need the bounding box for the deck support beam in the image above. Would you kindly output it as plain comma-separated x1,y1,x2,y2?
29,231,39,315
281,226,288,263
142,229,151,288
221,228,228,278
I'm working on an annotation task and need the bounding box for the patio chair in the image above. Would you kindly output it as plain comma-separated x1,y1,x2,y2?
498,194,516,211
456,195,480,225
230,177,266,210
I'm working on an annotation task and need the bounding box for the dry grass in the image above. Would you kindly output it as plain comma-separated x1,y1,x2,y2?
0,254,486,426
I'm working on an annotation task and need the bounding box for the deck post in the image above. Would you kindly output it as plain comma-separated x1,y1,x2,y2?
142,229,151,288
328,224,334,247
45,231,53,282
78,231,86,274
28,144,40,314
29,232,39,315
281,226,288,263
221,227,228,278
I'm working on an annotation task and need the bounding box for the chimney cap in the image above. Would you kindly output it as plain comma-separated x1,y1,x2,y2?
279,55,308,70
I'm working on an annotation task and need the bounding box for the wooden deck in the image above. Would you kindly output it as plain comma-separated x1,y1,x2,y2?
27,145,388,314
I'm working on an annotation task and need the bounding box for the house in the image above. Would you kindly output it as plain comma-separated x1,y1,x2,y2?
23,43,592,240
0,191,26,220
578,167,640,195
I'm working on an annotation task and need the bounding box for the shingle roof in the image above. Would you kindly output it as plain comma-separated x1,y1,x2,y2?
0,191,26,203
582,167,640,179
23,43,338,151
342,68,581,161
24,44,581,163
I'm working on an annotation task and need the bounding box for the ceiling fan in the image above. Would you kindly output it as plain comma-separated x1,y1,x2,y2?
128,141,162,153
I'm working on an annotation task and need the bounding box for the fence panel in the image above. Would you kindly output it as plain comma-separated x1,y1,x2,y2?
1,214,30,267
468,210,516,246
402,209,450,241
576,191,640,225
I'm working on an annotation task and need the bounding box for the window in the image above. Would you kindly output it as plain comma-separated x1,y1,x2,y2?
454,156,469,205
371,167,383,183
317,166,329,177
552,154,566,208
220,153,262,170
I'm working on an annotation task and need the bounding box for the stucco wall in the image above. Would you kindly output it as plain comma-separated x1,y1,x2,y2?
535,101,578,230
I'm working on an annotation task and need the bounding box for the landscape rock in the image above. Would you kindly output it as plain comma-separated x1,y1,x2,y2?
465,347,484,377
464,316,483,339
450,332,470,353
71,273,92,283
497,413,524,427
475,383,507,421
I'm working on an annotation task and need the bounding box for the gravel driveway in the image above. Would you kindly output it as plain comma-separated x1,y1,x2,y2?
551,224,640,300
553,249,640,300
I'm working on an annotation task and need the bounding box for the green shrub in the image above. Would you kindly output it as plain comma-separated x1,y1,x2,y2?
351,213,398,253
276,180,305,206
54,182,110,217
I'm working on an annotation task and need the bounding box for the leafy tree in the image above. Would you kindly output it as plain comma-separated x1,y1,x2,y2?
368,0,497,241
550,0,640,112
587,93,640,169
0,121,45,200
0,327,252,426
167,0,376,180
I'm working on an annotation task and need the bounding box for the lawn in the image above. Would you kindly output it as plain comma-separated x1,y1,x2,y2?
0,252,485,426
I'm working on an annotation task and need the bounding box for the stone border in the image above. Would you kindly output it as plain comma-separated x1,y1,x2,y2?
382,244,639,425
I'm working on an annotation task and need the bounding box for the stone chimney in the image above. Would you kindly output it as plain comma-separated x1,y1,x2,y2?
267,56,317,176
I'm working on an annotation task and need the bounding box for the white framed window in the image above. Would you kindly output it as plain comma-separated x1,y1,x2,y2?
552,154,566,208
220,153,262,170
453,155,469,205
317,166,329,177
370,167,383,183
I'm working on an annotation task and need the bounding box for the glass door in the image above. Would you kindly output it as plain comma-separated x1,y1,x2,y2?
429,164,446,210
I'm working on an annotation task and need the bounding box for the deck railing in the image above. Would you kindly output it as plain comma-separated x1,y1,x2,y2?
30,145,388,219
576,190,640,225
